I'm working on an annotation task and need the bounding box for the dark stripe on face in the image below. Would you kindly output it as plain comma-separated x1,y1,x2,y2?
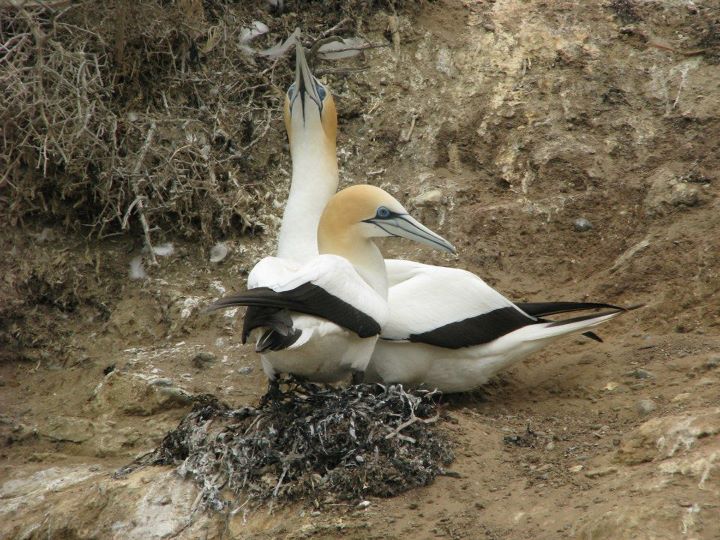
408,306,537,349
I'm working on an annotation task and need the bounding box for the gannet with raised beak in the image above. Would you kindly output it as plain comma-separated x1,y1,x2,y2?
207,185,455,383
272,41,637,392
277,43,337,263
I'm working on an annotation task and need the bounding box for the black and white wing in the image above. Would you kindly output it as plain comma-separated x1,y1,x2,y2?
207,255,388,349
383,260,627,349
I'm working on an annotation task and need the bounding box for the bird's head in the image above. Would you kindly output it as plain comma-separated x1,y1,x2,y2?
284,42,337,146
318,185,456,255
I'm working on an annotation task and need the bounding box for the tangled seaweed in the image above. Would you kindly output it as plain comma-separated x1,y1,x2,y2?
120,382,454,511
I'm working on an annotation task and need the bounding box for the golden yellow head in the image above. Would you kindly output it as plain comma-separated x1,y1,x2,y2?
317,185,456,255
283,43,337,146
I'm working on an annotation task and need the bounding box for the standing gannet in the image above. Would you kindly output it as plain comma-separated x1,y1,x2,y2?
207,185,455,383
276,42,337,264
273,42,635,392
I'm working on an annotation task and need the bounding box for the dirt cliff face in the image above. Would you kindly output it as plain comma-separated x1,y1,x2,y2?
2,0,719,538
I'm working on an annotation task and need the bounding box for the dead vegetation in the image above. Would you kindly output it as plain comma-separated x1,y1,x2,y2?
0,0,404,245
119,382,453,511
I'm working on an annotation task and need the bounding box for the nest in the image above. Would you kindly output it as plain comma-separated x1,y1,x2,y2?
120,382,454,511
0,0,407,244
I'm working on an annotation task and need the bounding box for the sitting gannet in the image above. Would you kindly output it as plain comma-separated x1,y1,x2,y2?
363,262,635,392
268,41,636,392
207,185,455,383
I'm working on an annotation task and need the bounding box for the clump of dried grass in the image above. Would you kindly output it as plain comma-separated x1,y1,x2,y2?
2,1,275,244
0,0,403,244
118,381,454,511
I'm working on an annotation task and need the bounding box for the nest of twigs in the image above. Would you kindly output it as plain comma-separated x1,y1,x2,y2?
0,0,404,243
119,382,454,511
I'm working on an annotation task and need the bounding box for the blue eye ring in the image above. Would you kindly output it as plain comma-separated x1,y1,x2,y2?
286,83,295,99
315,82,326,101
377,207,391,219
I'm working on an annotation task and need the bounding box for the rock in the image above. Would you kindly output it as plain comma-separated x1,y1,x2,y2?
435,47,456,77
644,164,700,216
573,218,593,232
636,399,657,415
0,467,210,540
705,356,720,370
615,408,720,465
237,366,253,375
3,422,38,444
209,242,229,263
626,368,654,380
413,189,443,207
192,351,216,368
91,371,193,416
584,466,617,478
0,465,105,521
41,416,95,443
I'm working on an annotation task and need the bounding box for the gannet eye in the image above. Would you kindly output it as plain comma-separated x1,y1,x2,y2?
315,82,326,101
287,83,296,99
376,206,391,219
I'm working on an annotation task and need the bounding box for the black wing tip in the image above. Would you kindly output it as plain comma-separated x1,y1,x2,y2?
517,301,645,318
202,288,281,315
582,331,603,343
202,297,246,314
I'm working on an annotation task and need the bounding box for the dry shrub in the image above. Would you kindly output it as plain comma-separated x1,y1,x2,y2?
0,0,407,243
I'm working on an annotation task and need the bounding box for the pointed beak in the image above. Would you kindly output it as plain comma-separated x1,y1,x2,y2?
373,214,456,255
294,42,322,112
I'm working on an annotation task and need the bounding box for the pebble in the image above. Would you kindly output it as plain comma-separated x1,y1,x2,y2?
237,366,253,375
573,218,593,232
357,500,371,509
585,466,617,479
626,368,654,380
414,189,443,207
705,357,720,370
192,352,217,369
149,378,173,387
636,399,657,415
209,242,229,263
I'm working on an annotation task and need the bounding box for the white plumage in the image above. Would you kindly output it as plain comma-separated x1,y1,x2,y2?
365,261,626,392
209,183,454,385
247,255,388,381
265,41,634,392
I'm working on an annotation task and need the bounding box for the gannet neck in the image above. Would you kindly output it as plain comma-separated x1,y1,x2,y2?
277,125,338,263
317,230,388,299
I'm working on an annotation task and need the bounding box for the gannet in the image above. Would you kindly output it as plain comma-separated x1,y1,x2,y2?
269,42,638,392
276,42,337,264
207,185,455,383
363,261,637,392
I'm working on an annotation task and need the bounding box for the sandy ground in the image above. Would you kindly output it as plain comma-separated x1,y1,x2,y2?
2,0,720,538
